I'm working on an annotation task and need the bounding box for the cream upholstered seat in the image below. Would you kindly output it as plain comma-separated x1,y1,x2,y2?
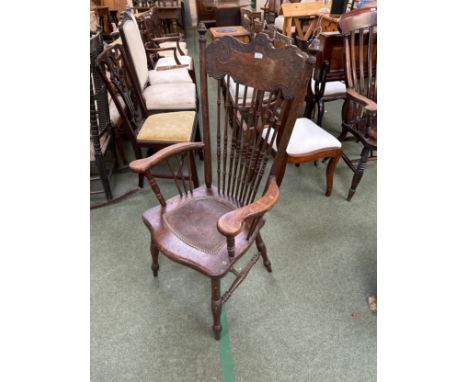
121,15,193,88
158,44,189,57
274,16,284,31
155,55,193,71
148,67,192,84
264,117,341,157
137,111,196,142
311,78,346,96
142,83,196,110
160,41,187,50
225,76,270,103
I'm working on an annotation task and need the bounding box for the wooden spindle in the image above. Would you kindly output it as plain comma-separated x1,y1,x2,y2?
198,23,212,187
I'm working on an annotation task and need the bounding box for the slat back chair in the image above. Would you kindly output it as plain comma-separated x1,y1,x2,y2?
97,43,200,188
338,7,377,201
127,24,314,340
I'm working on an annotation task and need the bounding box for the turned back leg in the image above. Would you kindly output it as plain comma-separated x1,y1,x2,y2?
347,147,370,201
256,233,272,272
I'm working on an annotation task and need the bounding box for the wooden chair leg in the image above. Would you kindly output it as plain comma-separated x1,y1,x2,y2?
189,151,199,188
317,100,325,126
304,97,316,119
150,240,160,277
211,278,222,340
256,233,272,272
347,147,370,201
139,173,144,188
195,120,204,161
275,156,288,187
325,153,341,197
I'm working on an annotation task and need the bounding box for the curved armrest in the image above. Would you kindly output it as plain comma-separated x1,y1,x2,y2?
346,88,377,114
129,142,204,174
152,36,182,43
146,46,181,65
217,177,280,237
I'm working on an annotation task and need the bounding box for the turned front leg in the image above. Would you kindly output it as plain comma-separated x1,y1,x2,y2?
150,240,160,277
211,278,222,340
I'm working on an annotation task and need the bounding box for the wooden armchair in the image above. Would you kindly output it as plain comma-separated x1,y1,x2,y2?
138,7,189,59
338,7,377,201
97,43,200,188
128,25,313,340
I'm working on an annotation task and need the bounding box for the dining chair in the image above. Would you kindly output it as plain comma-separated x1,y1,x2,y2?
97,43,200,188
128,25,314,340
338,7,377,201
90,32,139,207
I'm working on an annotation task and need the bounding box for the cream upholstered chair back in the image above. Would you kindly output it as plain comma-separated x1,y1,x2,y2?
120,11,149,90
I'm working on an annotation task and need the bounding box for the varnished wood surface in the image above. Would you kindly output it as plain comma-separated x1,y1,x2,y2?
129,29,314,339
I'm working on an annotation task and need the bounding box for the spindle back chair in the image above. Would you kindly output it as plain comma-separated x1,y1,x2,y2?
128,24,314,340
338,7,377,201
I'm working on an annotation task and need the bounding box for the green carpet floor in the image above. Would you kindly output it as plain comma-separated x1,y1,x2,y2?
91,27,376,382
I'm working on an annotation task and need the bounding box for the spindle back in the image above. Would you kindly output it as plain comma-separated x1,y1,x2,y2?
198,24,313,205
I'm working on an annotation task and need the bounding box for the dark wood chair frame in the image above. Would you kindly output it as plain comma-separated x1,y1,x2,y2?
338,7,377,201
128,25,314,340
97,43,200,189
90,32,139,208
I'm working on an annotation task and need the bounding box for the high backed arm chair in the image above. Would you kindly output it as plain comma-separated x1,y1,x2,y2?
338,7,377,201
128,25,314,340
97,43,200,189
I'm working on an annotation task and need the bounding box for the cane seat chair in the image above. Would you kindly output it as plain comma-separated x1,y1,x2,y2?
338,7,377,201
128,25,313,340
97,43,200,188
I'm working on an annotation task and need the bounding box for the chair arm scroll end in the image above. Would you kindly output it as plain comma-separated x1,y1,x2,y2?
217,177,280,237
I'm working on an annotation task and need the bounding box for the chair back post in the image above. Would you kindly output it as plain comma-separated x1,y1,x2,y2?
197,22,213,188
339,7,377,99
119,11,150,114
269,54,315,182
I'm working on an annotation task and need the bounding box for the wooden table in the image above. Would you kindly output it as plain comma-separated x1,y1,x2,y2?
280,2,331,38
210,25,250,43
